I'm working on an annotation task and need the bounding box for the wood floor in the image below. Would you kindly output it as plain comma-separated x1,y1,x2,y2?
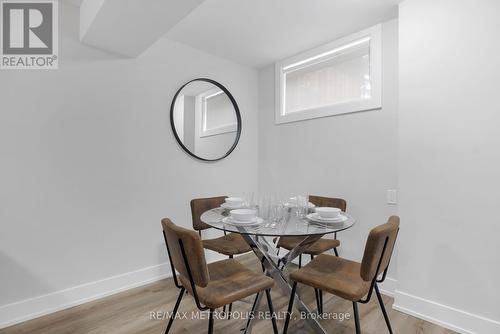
0,255,456,334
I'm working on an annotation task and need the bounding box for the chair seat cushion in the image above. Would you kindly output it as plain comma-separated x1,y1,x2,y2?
202,233,251,255
277,236,340,255
179,259,274,308
289,254,370,301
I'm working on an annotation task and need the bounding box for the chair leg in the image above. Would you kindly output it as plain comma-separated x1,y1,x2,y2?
265,289,279,334
228,254,236,319
334,247,339,257
243,292,261,333
283,282,297,334
222,254,233,318
228,303,233,320
319,290,323,313
315,289,321,314
375,283,393,334
208,308,214,334
352,302,361,334
165,288,185,334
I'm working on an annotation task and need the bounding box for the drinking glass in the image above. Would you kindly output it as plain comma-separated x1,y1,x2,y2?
242,192,255,209
258,194,271,221
270,201,285,228
296,195,309,219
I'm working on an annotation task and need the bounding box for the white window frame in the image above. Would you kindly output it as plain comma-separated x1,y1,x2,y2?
196,88,237,138
275,24,382,124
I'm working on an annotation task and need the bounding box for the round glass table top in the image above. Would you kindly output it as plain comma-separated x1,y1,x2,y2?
200,208,355,237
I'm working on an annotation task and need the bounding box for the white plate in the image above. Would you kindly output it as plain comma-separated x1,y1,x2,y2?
306,213,348,223
284,202,316,209
221,203,245,210
222,217,264,226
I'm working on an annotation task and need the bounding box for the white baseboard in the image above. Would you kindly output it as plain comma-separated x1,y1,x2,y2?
378,276,397,297
0,251,227,330
4,260,499,334
0,263,172,330
393,290,500,334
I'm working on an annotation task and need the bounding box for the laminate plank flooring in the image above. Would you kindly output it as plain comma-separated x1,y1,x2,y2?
0,255,457,334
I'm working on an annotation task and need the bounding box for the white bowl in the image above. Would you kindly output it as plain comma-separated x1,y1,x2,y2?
225,197,244,207
315,207,341,219
230,209,257,222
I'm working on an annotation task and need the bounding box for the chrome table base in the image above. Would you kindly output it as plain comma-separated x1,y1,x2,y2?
241,233,329,334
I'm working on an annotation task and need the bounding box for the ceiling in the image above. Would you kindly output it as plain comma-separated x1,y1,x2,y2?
64,0,401,68
63,0,84,6
166,0,401,68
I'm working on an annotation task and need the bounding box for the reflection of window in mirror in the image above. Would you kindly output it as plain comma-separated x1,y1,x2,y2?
196,88,237,137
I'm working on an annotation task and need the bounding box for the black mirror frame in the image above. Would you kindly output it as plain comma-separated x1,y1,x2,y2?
170,78,242,162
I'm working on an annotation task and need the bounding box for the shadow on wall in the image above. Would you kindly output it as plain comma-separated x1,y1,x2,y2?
60,1,122,63
0,252,53,307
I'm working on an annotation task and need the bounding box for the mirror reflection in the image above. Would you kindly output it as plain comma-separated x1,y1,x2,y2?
171,79,240,161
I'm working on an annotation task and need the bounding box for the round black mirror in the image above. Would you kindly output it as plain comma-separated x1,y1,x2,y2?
170,78,242,161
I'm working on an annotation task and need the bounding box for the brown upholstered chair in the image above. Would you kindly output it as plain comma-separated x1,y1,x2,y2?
283,216,400,334
191,196,253,316
191,196,252,257
276,195,346,313
161,218,278,334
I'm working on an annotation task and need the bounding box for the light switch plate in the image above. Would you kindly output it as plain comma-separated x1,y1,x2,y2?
387,189,398,205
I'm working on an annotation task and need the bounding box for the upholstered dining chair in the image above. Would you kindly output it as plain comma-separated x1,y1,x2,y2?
161,218,278,334
191,196,252,258
191,196,254,315
282,216,400,334
276,195,346,313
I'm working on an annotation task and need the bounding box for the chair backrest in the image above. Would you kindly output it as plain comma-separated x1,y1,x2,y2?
161,218,210,287
309,195,347,211
360,216,400,282
190,196,227,231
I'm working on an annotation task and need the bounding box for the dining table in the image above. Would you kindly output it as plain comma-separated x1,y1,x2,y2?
200,206,355,334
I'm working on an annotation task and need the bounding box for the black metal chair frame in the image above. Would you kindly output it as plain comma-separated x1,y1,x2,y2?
275,231,339,318
283,229,399,334
162,231,279,334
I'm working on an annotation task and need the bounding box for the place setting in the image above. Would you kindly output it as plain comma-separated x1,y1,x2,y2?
221,208,264,227
307,207,348,226
218,194,289,231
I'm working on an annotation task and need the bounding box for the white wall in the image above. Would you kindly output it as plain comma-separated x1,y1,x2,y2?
396,0,500,333
0,3,259,327
257,20,398,275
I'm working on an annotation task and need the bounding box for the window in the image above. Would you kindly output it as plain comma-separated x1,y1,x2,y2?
197,88,237,137
275,24,382,124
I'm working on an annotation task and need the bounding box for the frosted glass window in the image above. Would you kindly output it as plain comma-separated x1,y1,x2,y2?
275,24,382,124
284,42,370,114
